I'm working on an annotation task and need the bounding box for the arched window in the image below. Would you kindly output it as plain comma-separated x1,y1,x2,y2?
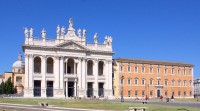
87,60,93,75
47,57,54,74
34,57,41,73
98,61,104,76
67,58,74,74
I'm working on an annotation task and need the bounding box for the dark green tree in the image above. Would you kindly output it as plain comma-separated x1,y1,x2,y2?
2,77,14,94
0,81,4,94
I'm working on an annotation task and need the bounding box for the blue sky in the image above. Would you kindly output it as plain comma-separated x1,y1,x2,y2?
0,0,200,78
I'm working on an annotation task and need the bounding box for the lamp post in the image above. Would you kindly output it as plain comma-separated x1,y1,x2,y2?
121,75,124,102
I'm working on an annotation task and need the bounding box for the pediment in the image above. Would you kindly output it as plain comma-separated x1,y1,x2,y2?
55,40,89,50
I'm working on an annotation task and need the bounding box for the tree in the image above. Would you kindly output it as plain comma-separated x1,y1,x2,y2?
0,81,4,94
2,77,14,94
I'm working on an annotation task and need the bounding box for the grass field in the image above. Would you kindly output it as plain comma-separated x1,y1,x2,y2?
0,98,199,111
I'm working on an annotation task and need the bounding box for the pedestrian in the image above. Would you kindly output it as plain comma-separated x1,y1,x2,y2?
171,95,174,102
160,95,163,101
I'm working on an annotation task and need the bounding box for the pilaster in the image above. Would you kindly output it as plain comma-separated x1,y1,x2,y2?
41,55,46,97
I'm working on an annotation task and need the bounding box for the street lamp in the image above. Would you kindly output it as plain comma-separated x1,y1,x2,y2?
121,75,124,102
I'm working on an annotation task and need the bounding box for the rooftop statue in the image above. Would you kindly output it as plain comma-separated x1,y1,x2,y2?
24,27,29,38
30,28,33,37
83,29,86,37
78,29,81,37
69,18,73,28
56,25,60,36
41,28,46,38
94,33,98,43
61,26,65,36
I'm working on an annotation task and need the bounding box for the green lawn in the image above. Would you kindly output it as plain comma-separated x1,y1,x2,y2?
0,98,199,111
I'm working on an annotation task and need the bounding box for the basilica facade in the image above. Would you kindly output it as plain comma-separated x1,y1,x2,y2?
23,19,114,98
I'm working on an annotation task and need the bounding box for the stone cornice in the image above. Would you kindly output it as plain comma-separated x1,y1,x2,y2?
22,44,114,54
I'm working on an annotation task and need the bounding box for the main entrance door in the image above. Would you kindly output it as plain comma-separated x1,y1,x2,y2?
68,82,74,97
157,90,161,97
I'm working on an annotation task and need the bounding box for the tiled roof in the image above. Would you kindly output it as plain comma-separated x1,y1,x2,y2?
115,58,194,67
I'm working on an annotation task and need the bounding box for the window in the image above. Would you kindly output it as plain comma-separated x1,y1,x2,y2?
34,56,41,73
157,67,160,74
120,78,124,84
150,90,153,96
183,80,186,86
165,80,168,86
190,80,192,86
128,66,131,72
165,91,168,97
183,69,186,75
134,79,138,85
128,90,131,97
190,91,192,96
128,79,131,85
120,65,123,71
135,90,138,96
178,68,180,74
142,90,145,96
142,79,145,85
16,76,22,82
150,79,153,85
189,69,192,75
178,80,181,86
157,80,160,85
178,91,181,97
142,66,145,73
165,68,168,74
172,80,175,86
171,68,174,74
47,57,54,74
149,67,153,73
184,91,186,96
134,66,138,73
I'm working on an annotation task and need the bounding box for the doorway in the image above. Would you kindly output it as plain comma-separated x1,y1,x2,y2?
34,80,41,97
68,82,74,97
98,83,104,97
87,82,93,97
46,81,53,97
157,90,161,97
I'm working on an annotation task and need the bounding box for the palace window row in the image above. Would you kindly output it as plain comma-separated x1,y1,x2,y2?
120,78,192,86
120,65,192,75
126,90,192,97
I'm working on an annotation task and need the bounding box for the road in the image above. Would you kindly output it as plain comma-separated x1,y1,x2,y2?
0,103,102,111
114,99,200,108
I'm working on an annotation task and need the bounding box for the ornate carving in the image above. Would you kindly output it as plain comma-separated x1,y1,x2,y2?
69,18,73,28
77,29,81,37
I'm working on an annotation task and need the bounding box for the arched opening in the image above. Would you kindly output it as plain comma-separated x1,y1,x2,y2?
34,57,41,73
98,61,104,76
67,58,74,74
47,57,54,73
87,60,93,75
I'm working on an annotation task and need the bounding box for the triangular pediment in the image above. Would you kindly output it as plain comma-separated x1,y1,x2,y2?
55,40,89,51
